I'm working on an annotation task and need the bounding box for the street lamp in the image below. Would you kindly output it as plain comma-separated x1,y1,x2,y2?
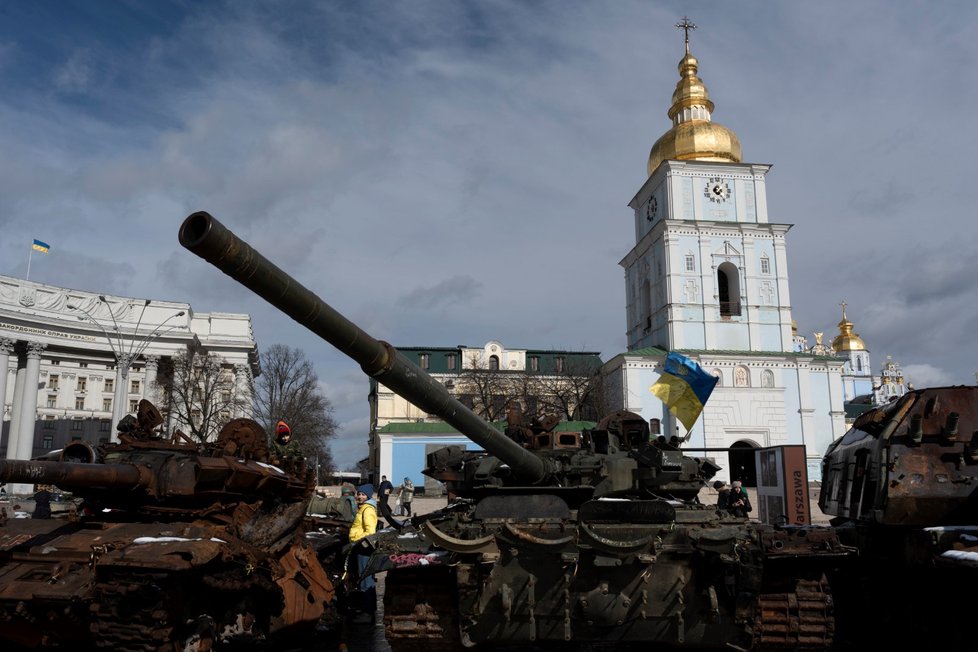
67,297,185,441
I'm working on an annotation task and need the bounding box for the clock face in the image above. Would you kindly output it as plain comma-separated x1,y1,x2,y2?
646,196,658,221
704,177,731,203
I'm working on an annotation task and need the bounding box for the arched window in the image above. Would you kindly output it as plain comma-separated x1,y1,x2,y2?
760,255,770,275
489,355,499,370
717,262,741,317
761,369,774,388
856,357,863,372
712,369,723,387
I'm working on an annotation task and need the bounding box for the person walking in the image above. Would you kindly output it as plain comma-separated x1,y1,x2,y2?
348,483,378,624
728,480,753,517
398,477,415,516
378,475,394,509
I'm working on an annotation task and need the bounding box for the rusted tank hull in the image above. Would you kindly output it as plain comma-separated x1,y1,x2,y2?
0,517,333,650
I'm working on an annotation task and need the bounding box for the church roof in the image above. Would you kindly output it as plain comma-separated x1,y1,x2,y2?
831,303,867,352
647,30,742,177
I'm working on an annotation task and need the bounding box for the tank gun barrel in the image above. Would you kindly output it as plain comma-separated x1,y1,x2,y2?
0,459,145,491
179,211,550,485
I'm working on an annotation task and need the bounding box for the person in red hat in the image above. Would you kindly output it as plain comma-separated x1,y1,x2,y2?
271,420,303,466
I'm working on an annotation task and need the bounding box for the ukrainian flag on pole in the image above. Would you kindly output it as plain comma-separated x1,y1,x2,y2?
32,239,50,253
650,351,719,431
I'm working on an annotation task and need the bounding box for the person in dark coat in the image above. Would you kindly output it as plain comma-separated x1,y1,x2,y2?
378,475,394,509
714,480,731,511
32,485,52,519
728,480,752,517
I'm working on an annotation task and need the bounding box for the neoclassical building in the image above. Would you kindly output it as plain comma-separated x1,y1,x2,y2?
0,274,259,489
602,35,848,482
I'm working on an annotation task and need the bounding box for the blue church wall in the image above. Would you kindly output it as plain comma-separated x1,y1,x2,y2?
716,322,749,349
808,374,836,459
782,371,803,441
758,324,785,351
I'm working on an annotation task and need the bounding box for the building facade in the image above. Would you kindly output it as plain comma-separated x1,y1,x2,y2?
0,274,259,491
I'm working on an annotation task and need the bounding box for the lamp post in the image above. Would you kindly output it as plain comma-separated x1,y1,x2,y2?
67,297,185,442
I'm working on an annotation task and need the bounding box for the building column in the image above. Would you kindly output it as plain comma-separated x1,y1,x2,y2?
5,347,26,462
0,338,13,427
143,355,159,405
15,342,46,462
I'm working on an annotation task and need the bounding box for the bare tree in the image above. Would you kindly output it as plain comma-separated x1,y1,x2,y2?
253,344,338,478
155,342,249,442
454,352,602,422
456,353,514,421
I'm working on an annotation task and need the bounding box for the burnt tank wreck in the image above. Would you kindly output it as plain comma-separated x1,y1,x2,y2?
0,399,346,651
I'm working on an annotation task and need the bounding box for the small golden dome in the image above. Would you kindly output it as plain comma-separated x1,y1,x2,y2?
648,48,742,176
830,304,867,352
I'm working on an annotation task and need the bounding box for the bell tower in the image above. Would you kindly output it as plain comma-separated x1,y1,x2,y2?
620,18,794,354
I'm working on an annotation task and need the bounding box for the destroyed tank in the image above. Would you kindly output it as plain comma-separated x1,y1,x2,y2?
180,211,847,651
817,385,978,647
0,399,335,651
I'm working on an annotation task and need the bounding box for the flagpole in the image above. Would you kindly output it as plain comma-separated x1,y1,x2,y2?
26,245,33,281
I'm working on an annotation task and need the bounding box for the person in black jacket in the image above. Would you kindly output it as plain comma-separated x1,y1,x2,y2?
728,480,752,517
32,485,52,519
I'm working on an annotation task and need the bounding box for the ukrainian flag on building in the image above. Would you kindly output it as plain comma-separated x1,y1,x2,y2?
32,239,50,253
650,351,719,431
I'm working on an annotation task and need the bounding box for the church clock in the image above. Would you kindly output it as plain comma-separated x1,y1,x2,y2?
704,177,730,203
646,196,658,221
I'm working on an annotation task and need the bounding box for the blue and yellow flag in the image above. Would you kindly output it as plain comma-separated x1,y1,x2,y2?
650,351,718,431
32,239,50,253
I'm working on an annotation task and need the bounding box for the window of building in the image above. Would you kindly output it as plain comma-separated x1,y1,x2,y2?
104,378,114,392
446,353,456,371
43,416,55,429
75,397,85,410
191,409,201,425
99,437,109,445
79,362,88,368
46,396,57,408
100,419,111,432
760,255,770,275
685,254,695,272
50,360,60,366
102,398,112,412
419,353,429,370
130,380,140,394
555,356,565,373
717,262,742,317
529,356,540,372
129,399,139,412
48,374,59,390
857,357,863,372
77,377,87,392
71,419,83,431
712,369,723,387
42,435,54,449
489,355,500,370
762,369,775,388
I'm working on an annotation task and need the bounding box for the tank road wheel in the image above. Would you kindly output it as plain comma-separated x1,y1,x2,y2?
753,576,834,651
383,567,461,652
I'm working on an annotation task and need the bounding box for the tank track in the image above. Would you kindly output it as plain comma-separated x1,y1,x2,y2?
753,576,834,650
90,571,180,652
383,567,460,652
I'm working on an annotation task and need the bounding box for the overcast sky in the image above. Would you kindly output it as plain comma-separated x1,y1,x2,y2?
2,1,975,469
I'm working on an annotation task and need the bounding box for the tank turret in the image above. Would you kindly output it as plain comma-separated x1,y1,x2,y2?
0,400,338,650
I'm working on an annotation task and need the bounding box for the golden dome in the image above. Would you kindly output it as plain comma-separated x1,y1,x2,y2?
648,48,742,176
830,304,867,352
